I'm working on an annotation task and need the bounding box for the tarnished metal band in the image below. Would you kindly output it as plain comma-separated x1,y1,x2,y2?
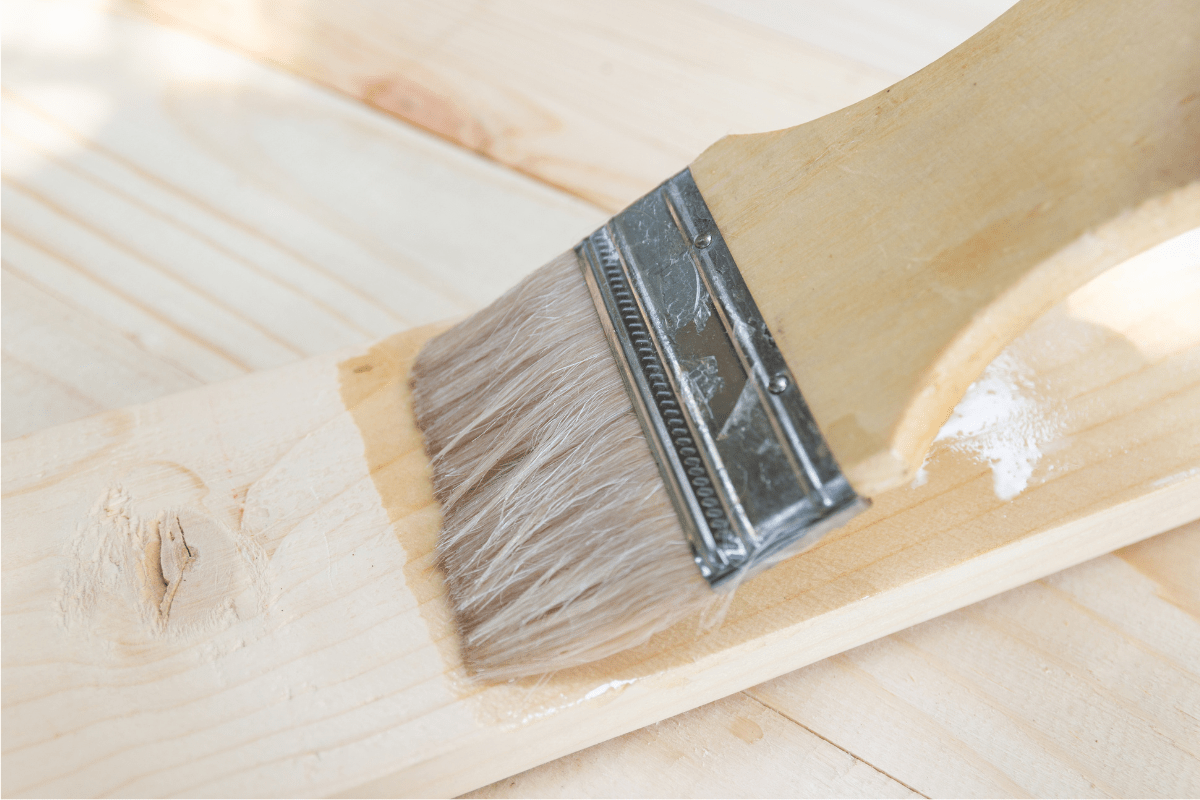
575,168,866,587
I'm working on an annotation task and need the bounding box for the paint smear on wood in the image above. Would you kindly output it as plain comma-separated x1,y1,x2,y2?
931,351,1065,501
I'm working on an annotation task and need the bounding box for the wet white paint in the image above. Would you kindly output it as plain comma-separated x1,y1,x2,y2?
516,677,639,725
1151,466,1200,489
932,351,1064,501
583,677,638,701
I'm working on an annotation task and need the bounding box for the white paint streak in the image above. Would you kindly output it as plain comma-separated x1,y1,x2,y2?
1151,466,1200,489
583,677,637,701
909,462,929,488
934,351,1065,501
516,677,639,725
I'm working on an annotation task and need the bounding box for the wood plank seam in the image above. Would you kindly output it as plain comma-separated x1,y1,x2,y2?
741,691,931,798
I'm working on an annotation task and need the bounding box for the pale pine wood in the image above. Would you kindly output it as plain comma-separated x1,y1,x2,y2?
681,5,1200,797
131,0,1200,500
5,235,1198,797
700,0,1017,77
692,0,1200,495
124,0,896,211
478,520,1199,798
5,2,1200,796
746,527,1200,798
465,691,920,799
471,231,1200,800
1,0,604,438
1,267,200,440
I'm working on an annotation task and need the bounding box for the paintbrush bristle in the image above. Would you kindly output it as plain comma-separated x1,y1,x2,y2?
411,251,714,680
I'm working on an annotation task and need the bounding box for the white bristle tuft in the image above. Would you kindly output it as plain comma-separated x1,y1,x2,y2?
411,251,715,680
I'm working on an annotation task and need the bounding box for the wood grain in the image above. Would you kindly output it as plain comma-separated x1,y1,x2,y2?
692,0,1200,494
2,266,199,439
5,1,1199,796
1,0,603,438
700,0,1018,77
747,528,1200,798
476,520,1199,798
466,691,921,799
129,0,1200,499
124,0,896,211
4,232,1198,796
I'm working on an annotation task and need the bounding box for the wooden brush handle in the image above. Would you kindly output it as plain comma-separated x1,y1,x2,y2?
691,0,1200,496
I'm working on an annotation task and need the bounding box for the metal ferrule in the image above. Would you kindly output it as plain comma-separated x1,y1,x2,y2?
575,168,867,588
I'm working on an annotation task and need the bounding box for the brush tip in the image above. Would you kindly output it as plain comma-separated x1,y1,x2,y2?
411,251,714,680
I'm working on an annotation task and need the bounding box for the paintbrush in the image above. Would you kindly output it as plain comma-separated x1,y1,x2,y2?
411,0,1200,680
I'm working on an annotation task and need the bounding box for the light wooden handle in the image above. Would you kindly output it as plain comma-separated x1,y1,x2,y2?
691,0,1200,496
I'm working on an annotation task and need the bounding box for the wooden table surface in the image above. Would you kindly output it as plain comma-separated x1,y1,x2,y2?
3,0,1197,796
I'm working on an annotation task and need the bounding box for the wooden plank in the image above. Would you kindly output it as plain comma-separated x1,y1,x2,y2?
1,267,199,440
1,0,604,437
5,2,1198,796
469,522,1200,798
463,692,921,799
462,2,1200,793
692,0,1200,493
701,0,1017,77
125,0,896,211
744,525,1200,798
674,5,1200,797
4,231,1198,797
127,0,1200,490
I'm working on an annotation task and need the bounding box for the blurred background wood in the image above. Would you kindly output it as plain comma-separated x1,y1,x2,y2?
2,0,604,439
3,0,1197,796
